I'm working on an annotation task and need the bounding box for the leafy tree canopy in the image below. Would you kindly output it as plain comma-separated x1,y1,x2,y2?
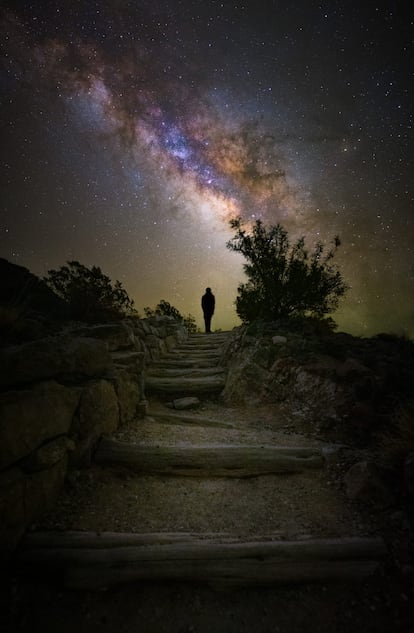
227,216,348,324
144,299,198,333
44,260,136,323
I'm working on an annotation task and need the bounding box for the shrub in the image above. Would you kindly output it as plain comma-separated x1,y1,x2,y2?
44,260,136,323
144,299,198,333
227,217,348,324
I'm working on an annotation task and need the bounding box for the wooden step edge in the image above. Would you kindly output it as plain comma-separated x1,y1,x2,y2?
147,411,236,429
16,533,388,589
94,439,326,475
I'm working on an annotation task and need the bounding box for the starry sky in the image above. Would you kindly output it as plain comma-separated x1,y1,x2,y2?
1,1,413,335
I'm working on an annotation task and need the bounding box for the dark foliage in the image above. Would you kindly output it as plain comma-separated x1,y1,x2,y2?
0,258,67,343
144,299,198,333
227,217,348,324
0,258,65,316
44,260,136,323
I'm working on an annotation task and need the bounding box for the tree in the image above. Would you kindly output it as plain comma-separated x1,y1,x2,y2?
44,260,136,322
226,217,348,324
144,299,198,333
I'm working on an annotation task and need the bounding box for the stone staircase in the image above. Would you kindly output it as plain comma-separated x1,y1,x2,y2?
144,332,229,396
15,330,388,592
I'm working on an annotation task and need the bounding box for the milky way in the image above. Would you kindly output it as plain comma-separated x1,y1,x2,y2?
1,1,413,334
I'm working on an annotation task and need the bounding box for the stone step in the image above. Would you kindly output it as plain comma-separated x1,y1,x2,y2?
147,366,226,378
95,439,325,476
149,358,220,369
188,333,230,339
17,531,388,590
145,374,225,394
176,345,223,353
179,339,225,347
163,350,221,359
148,408,236,429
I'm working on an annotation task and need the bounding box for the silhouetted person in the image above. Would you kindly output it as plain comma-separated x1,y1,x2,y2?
201,287,215,333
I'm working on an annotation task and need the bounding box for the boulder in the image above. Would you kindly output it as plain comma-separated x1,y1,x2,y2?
111,350,145,371
140,319,153,335
0,336,112,388
165,335,179,352
0,381,80,470
22,436,75,472
68,434,97,468
344,460,395,506
111,368,142,425
0,467,25,551
24,455,68,526
404,452,414,496
145,334,161,349
0,455,68,552
294,368,338,407
336,357,372,380
272,335,287,345
74,322,136,351
169,397,201,410
76,379,119,439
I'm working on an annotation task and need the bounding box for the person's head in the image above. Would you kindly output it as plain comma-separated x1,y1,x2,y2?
205,287,212,293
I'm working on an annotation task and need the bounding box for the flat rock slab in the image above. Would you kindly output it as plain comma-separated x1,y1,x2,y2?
95,439,325,476
167,397,201,410
18,532,388,589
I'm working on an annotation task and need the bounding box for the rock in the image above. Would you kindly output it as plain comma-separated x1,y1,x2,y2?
0,336,112,388
403,452,414,496
68,434,97,468
389,510,411,531
171,397,201,410
76,379,119,439
137,400,149,418
0,455,68,553
74,322,136,351
22,436,75,472
165,335,179,352
344,460,395,506
111,368,142,425
111,351,145,370
140,319,153,335
145,334,161,349
0,467,25,552
272,335,287,344
24,455,68,527
336,357,371,379
0,381,80,470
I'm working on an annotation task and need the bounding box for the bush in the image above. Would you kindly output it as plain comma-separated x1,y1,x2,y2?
227,217,348,324
144,299,198,333
44,260,136,323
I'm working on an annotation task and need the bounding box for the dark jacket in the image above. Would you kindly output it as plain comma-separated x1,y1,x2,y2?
202,290,215,316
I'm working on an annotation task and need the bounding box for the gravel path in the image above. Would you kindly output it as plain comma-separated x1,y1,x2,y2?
38,399,369,539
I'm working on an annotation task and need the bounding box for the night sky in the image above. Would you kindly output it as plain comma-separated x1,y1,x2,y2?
1,1,413,335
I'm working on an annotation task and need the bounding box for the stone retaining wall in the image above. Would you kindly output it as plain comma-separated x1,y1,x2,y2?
0,316,187,551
